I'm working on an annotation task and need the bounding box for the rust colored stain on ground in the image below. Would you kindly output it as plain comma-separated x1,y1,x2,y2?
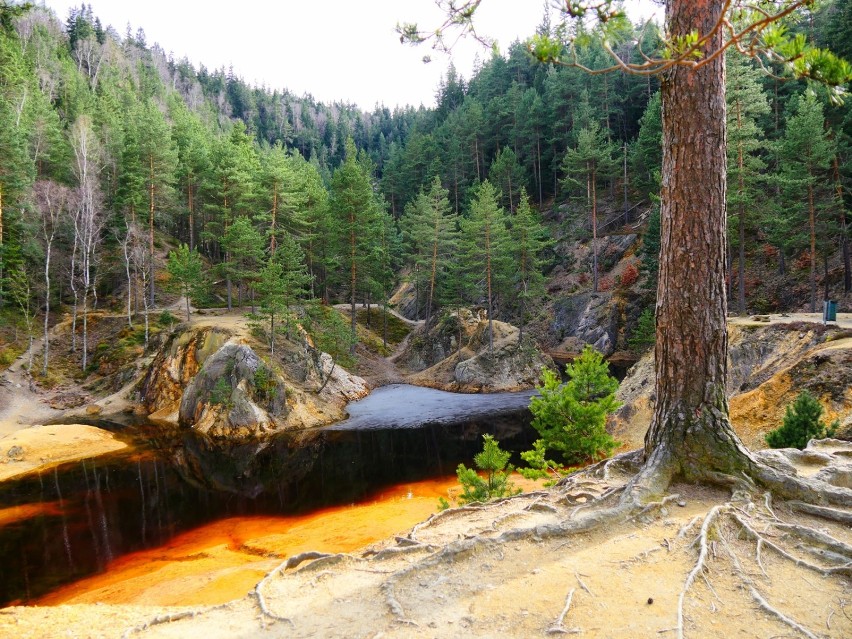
36,475,469,607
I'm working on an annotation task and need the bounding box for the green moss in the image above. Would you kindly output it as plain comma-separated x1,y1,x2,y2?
354,308,410,345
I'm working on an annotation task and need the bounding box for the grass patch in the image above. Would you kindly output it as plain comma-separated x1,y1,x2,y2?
354,308,410,345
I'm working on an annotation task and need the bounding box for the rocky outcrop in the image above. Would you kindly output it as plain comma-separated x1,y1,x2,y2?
611,321,852,451
141,323,368,439
400,309,554,392
550,291,620,356
141,327,229,422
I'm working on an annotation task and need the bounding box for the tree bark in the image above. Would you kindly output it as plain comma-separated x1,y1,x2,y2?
644,0,749,483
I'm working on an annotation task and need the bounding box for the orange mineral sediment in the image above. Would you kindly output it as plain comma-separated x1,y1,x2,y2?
36,475,469,607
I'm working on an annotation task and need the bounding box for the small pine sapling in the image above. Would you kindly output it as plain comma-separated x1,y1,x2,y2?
442,434,520,508
519,439,570,485
765,391,838,450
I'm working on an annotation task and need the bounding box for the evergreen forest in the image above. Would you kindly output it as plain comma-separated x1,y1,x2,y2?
1,0,851,372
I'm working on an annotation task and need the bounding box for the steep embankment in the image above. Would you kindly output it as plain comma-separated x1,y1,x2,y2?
613,315,852,450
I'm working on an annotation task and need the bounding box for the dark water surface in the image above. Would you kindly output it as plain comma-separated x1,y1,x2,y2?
0,385,535,606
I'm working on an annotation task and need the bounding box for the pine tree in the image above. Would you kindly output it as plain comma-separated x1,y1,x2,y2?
328,138,382,352
726,53,769,315
528,345,621,465
631,91,662,199
779,94,836,312
459,180,512,353
509,189,549,344
561,121,617,292
220,216,264,310
259,141,308,254
453,434,519,506
170,98,211,251
137,99,178,306
166,243,204,321
488,146,525,212
766,391,838,450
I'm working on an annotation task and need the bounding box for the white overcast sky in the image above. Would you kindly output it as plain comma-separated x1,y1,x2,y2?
40,1,660,110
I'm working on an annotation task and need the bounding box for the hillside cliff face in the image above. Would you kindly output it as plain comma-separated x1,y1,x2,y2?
396,309,555,392
612,321,852,450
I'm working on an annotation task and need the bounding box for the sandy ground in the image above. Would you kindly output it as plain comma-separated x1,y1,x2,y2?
0,424,128,481
1,312,850,637
2,441,850,639
728,311,852,329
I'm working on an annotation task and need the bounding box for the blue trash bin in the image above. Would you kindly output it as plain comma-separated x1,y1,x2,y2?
823,300,837,322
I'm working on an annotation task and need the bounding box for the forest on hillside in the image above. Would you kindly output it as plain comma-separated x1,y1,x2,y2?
0,1,851,376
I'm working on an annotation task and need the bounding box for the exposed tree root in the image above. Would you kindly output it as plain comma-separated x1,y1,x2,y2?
546,588,579,634
676,504,727,639
789,500,852,525
222,440,851,638
251,560,296,626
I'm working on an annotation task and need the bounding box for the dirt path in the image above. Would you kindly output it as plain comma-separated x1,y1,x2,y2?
0,325,64,435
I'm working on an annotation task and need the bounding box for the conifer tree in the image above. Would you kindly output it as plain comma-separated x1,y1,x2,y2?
170,98,211,251
221,216,264,310
726,53,769,315
259,141,308,254
256,233,310,356
509,189,549,344
328,138,381,352
166,243,204,321
459,180,512,353
631,91,662,199
779,94,836,312
488,146,525,212
561,121,617,292
528,345,621,466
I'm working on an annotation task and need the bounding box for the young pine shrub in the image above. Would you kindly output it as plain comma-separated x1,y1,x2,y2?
765,391,838,449
441,434,520,509
526,345,621,467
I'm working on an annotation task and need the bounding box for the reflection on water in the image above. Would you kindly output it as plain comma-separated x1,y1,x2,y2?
0,385,534,606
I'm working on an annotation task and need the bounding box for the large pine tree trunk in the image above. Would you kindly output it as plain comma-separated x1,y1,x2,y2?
643,0,751,484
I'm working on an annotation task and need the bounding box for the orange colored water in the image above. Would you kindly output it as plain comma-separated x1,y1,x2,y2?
37,476,464,607
0,502,65,527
